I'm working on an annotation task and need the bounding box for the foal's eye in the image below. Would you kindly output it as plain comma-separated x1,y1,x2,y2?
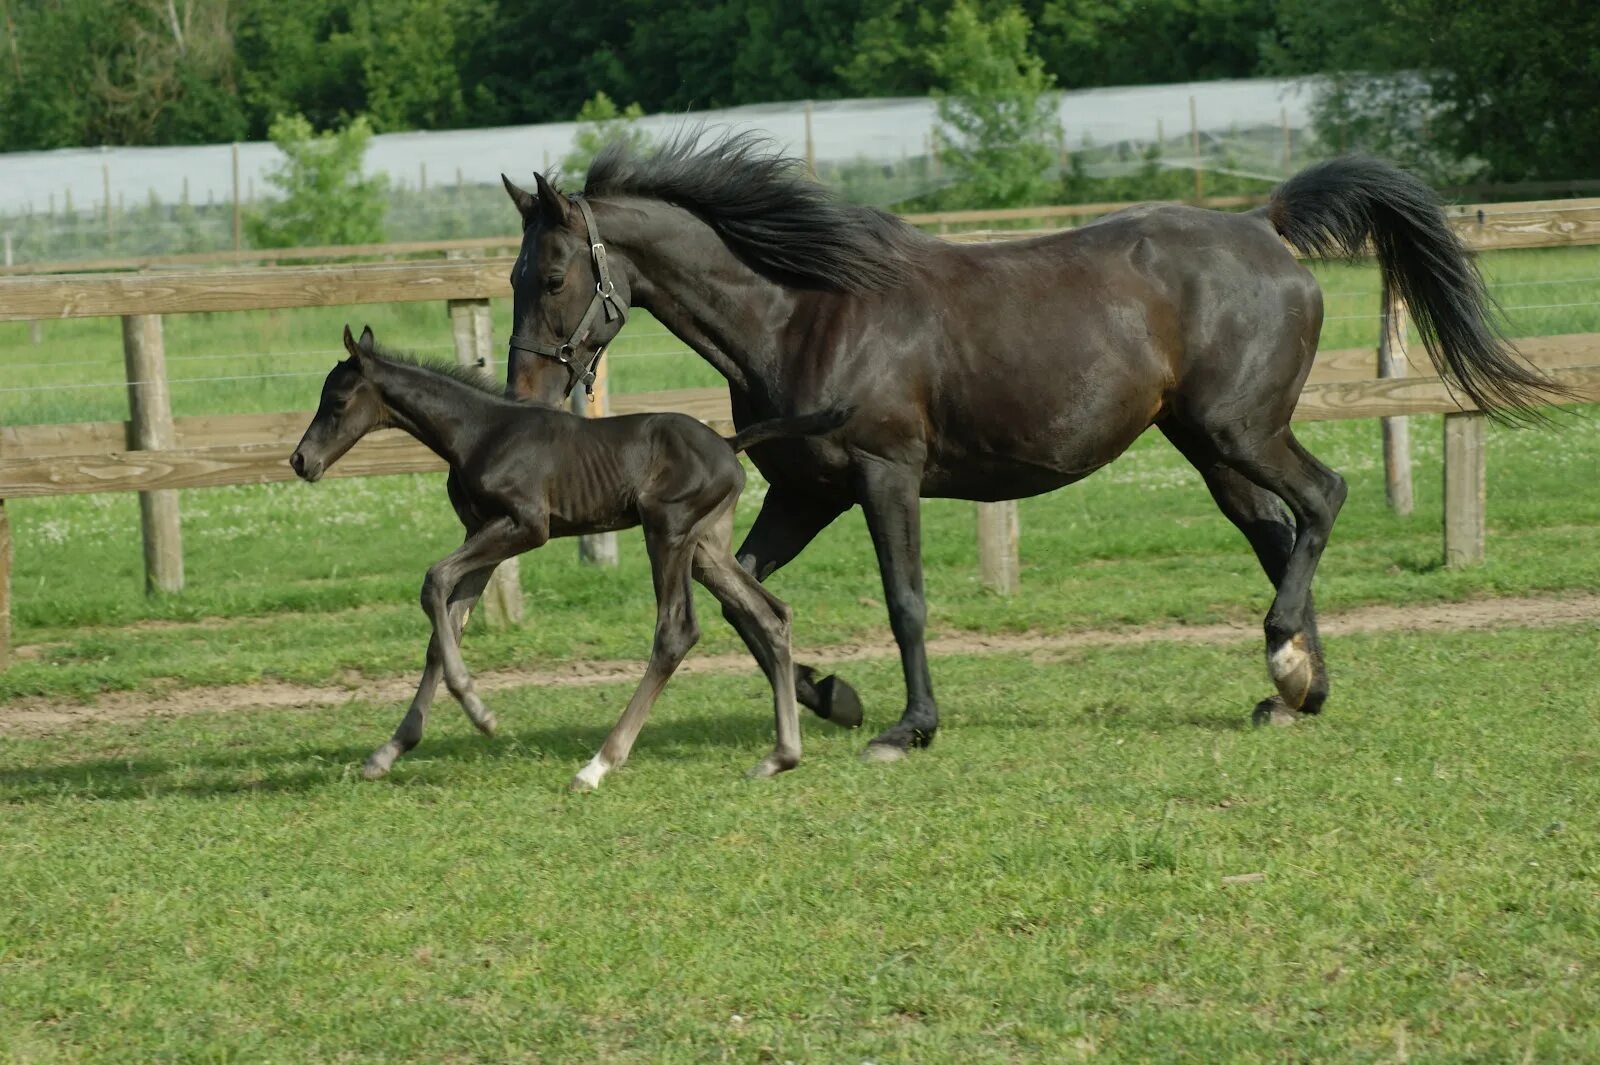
545,275,565,294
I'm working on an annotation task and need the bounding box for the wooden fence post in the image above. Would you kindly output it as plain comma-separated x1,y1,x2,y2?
1378,281,1414,515
0,499,11,670
447,289,525,627
1443,411,1487,566
977,500,1019,595
573,357,620,566
122,314,184,594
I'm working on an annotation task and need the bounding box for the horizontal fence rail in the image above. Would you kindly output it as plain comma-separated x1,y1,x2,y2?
5,345,1596,501
5,196,1600,278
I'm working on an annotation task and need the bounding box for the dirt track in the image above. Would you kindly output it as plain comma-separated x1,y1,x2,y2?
3,593,1597,736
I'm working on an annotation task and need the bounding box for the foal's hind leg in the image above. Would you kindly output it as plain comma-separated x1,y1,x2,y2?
363,567,494,779
422,517,544,736
571,526,700,791
693,503,802,779
729,488,862,729
1171,423,1346,718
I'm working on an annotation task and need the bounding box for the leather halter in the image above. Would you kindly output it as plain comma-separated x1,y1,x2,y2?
506,195,627,400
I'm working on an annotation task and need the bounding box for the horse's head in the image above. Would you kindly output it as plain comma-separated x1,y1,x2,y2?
290,325,386,482
502,173,631,407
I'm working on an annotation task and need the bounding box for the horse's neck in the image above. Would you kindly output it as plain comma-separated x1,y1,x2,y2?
370,361,499,466
614,203,796,391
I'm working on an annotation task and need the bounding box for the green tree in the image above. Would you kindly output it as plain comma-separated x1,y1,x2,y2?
354,0,476,131
246,114,388,248
559,92,653,179
929,1,1060,208
1267,0,1600,183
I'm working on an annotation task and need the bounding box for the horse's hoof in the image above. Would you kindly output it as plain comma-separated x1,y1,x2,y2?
860,743,907,764
1267,634,1313,710
471,711,497,737
568,775,597,793
1251,697,1302,728
361,761,391,780
816,674,864,729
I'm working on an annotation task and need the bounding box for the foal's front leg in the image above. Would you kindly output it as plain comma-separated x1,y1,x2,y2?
422,517,545,733
363,567,494,779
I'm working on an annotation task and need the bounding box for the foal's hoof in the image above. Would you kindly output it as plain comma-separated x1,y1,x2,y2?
1251,696,1304,728
362,743,399,780
568,775,598,793
815,675,864,729
746,753,800,780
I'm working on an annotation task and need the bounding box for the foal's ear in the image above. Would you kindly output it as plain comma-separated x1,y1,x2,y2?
342,323,376,366
533,172,570,227
501,174,537,221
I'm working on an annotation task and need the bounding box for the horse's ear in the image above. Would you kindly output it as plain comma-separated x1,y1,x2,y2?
358,325,376,353
342,324,362,361
501,174,537,221
533,172,570,227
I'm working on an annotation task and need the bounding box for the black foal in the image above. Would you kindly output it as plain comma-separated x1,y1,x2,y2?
291,325,851,788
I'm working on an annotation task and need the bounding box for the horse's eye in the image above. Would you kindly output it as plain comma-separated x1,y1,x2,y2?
545,275,565,294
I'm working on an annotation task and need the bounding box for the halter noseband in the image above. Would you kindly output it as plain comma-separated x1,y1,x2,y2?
506,195,627,401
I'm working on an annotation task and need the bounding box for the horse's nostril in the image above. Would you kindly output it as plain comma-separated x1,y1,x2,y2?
290,451,305,475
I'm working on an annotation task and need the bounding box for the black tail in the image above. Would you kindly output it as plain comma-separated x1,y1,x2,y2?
725,408,852,452
1267,156,1572,423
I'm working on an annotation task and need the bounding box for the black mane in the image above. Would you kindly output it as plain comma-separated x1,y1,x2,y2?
370,346,503,397
582,130,928,294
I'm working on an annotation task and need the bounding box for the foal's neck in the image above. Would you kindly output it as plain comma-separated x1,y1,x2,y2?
367,358,519,467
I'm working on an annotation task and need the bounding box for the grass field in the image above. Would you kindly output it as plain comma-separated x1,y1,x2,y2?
1,240,1599,1061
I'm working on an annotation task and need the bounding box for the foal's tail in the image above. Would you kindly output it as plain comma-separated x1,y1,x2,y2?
1266,156,1572,423
725,408,852,452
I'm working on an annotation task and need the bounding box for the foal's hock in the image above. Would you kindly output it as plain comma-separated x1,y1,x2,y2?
290,325,853,789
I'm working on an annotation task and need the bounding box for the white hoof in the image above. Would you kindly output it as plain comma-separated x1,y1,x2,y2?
1267,634,1313,710
570,755,608,792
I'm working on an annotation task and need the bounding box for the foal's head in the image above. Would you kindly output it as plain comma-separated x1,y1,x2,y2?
501,173,632,407
290,325,386,482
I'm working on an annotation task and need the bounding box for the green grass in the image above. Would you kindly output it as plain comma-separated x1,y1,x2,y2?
3,625,1598,1062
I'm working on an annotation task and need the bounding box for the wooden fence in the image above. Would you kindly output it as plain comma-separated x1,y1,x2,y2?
3,201,1600,666
6,195,1600,277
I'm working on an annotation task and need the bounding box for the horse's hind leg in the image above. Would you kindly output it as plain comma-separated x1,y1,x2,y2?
693,502,801,779
364,566,495,779
1167,422,1346,719
571,526,700,791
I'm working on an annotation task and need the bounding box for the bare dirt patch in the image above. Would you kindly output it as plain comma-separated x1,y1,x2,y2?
3,592,1596,736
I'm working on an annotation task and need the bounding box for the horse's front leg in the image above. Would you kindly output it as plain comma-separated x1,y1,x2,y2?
854,457,938,761
421,516,544,734
364,566,495,779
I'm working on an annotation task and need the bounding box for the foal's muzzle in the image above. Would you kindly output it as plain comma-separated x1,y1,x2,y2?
289,449,323,483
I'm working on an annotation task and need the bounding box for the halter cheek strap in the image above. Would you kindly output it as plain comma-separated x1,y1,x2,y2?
507,195,628,400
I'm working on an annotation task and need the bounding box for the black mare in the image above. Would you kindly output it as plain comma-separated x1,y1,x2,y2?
290,325,849,788
499,136,1566,759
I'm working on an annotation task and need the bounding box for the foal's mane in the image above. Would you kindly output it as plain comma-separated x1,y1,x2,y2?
581,130,929,294
368,346,503,397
